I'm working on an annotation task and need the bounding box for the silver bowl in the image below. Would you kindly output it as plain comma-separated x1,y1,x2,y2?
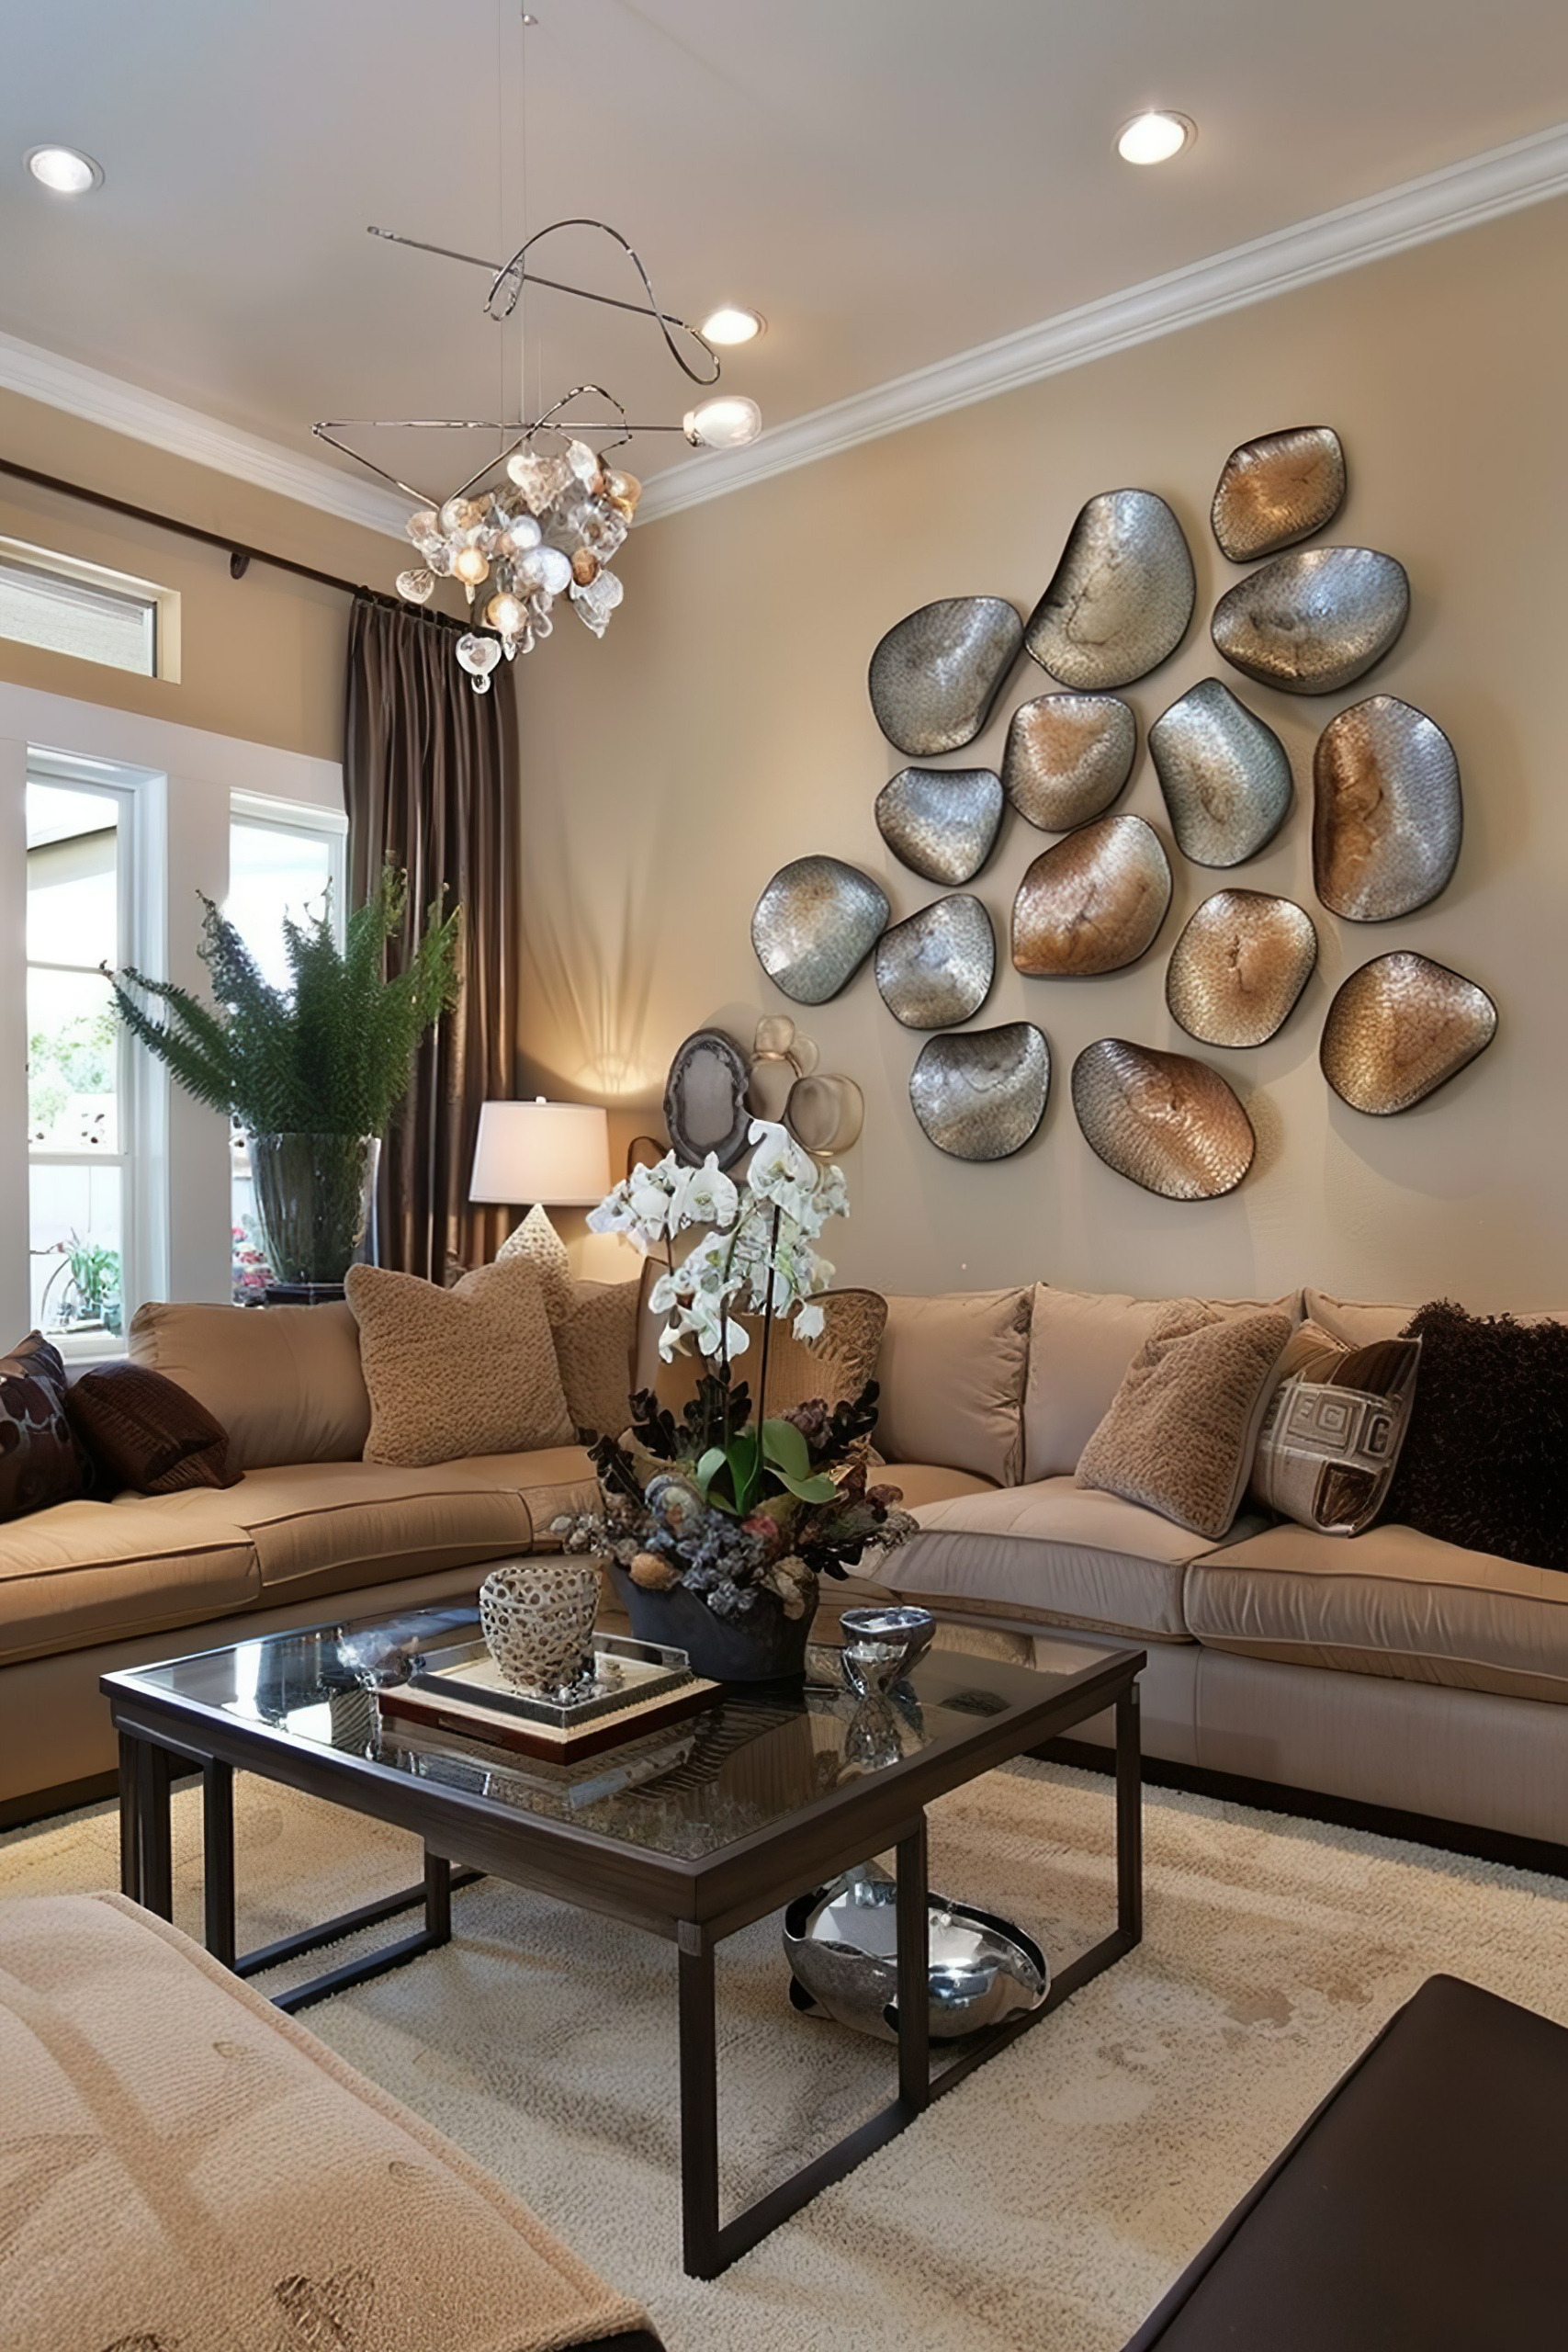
784,1860,1049,2042
837,1605,937,1698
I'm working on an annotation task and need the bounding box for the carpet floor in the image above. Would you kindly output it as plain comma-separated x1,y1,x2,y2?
6,1760,1566,2352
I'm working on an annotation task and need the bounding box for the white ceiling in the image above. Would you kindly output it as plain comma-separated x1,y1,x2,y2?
3,0,1566,501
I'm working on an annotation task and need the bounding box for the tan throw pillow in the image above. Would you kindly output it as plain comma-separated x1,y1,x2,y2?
345,1258,575,1467
1077,1302,1294,1540
552,1277,639,1441
1248,1319,1422,1535
874,1288,1032,1486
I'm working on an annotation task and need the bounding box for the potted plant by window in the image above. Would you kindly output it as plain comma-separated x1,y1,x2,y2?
108,865,460,1289
551,1123,918,1680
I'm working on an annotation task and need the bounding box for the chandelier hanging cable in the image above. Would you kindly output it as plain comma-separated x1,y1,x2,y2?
312,216,762,689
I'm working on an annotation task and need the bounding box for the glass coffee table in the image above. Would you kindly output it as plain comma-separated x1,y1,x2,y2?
106,1607,1144,2278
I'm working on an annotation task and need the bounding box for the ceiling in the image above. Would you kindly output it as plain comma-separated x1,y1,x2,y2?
3,0,1566,498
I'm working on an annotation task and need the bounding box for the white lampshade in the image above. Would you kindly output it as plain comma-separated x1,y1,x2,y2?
469,1099,610,1206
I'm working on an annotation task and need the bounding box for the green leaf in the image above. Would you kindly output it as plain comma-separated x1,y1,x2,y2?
773,1470,839,1503
726,1429,761,1515
694,1446,728,1495
761,1418,810,1479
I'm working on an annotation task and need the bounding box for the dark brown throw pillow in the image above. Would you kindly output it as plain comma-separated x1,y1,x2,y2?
1381,1301,1568,1570
0,1331,86,1521
66,1362,240,1495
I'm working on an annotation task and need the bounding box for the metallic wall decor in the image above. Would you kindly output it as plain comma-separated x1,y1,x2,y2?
1011,814,1171,977
748,1014,819,1125
1211,425,1347,562
1001,693,1137,831
663,1028,752,1167
1321,953,1497,1114
1212,546,1410,695
868,597,1024,757
751,855,890,1004
1148,677,1293,866
785,1071,865,1159
784,1860,1048,2043
1166,889,1319,1048
1072,1037,1256,1199
874,765,1004,885
908,1022,1050,1160
1026,490,1196,690
1314,695,1462,922
875,895,995,1030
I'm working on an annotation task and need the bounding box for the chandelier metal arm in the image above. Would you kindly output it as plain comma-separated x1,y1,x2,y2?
367,219,720,385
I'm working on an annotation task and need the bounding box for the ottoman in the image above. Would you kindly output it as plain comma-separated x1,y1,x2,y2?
1,1889,660,2352
1124,1973,1568,2348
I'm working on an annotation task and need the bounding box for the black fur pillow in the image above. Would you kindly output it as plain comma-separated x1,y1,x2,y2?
1382,1300,1568,1570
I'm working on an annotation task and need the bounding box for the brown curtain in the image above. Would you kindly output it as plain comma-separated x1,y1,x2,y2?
344,594,520,1281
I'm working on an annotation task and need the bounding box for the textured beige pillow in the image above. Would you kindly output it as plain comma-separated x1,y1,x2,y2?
1077,1302,1294,1540
1248,1318,1422,1535
345,1258,575,1467
552,1277,639,1440
874,1288,1032,1487
1024,1283,1303,1478
129,1298,370,1472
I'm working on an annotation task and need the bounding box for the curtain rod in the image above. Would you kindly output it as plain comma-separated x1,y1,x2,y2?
0,454,457,622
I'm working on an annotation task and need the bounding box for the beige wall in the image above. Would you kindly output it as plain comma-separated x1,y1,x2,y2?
516,198,1567,1310
0,388,406,759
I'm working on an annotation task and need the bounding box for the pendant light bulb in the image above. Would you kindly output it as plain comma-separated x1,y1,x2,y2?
682,396,763,450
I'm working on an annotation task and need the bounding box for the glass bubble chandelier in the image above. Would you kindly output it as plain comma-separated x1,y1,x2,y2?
314,0,761,696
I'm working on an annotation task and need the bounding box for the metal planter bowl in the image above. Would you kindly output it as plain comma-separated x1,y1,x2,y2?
838,1605,937,1697
784,1861,1049,2043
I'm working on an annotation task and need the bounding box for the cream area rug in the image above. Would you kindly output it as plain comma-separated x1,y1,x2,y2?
6,1760,1567,2352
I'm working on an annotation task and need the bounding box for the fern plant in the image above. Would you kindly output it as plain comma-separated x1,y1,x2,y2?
107,865,462,1137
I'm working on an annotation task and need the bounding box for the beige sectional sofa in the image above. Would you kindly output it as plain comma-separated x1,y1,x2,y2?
3,1277,1563,1859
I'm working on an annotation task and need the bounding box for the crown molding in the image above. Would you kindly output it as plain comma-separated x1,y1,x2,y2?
0,327,412,538
638,120,1568,524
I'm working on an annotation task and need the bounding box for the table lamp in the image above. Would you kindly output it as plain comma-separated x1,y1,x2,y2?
469,1098,611,1312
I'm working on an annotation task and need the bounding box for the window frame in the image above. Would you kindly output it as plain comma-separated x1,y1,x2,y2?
24,754,152,1358
0,535,181,682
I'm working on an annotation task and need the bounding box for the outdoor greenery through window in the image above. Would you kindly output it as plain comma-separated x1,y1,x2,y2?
225,805,347,1300
27,777,130,1344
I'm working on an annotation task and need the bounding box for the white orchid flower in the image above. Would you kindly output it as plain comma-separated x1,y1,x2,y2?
668,1152,739,1233
794,1301,826,1341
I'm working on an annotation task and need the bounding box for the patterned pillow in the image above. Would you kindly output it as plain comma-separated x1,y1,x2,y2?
1247,1319,1421,1535
345,1257,576,1467
65,1362,239,1495
1077,1303,1295,1540
0,1331,86,1521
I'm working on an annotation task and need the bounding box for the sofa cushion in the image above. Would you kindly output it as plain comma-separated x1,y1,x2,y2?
130,1448,598,1603
0,1498,258,1667
348,1258,575,1467
130,1298,371,1471
876,1462,998,1510
0,1890,652,2352
1078,1304,1294,1539
1305,1287,1568,1346
874,1288,1032,1487
1186,1519,1568,1705
1024,1284,1301,1480
883,1476,1250,1640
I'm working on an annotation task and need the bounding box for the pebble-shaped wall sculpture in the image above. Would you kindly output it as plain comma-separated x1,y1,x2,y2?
1212,547,1409,695
750,855,889,1004
874,765,1004,885
1321,953,1497,1114
1001,693,1137,831
1011,815,1171,978
1166,890,1318,1048
1211,425,1347,562
1071,1038,1257,1200
908,1023,1050,1160
868,596,1023,756
1314,695,1461,922
1025,490,1196,690
874,895,995,1030
1149,679,1293,867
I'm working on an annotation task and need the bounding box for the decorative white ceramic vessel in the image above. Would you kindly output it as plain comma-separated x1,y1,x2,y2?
479,1559,600,1694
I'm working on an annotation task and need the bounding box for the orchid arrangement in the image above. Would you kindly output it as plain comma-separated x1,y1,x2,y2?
555,1122,916,1629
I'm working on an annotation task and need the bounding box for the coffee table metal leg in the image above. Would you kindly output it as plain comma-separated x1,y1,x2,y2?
203,1758,236,1968
896,1815,931,2115
424,1849,452,1941
677,1921,720,2278
118,1734,141,1903
1116,1682,1143,1947
134,1737,175,1920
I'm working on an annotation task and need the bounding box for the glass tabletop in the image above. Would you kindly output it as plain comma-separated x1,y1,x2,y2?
118,1604,1124,1864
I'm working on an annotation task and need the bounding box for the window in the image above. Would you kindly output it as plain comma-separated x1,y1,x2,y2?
27,775,135,1348
225,797,348,1300
0,537,177,679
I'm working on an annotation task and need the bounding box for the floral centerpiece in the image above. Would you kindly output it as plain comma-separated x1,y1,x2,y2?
551,1120,917,1679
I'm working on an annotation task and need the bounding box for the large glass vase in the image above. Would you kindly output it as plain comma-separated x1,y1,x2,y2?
247,1132,379,1287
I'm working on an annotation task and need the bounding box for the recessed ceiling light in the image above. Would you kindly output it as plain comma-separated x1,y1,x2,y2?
700,305,765,346
26,144,104,195
1116,112,1195,166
